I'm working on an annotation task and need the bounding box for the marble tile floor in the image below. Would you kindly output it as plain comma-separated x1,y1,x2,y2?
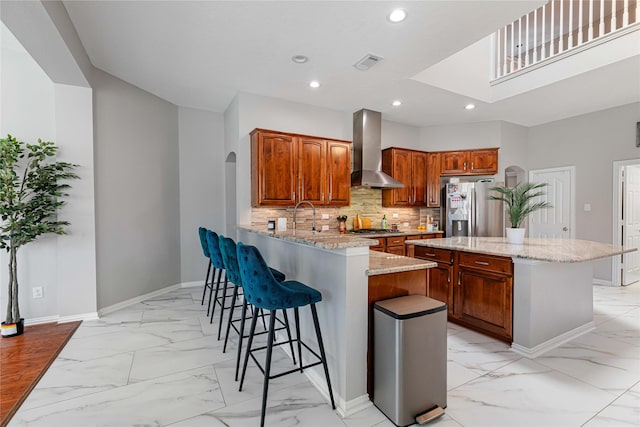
8,283,639,427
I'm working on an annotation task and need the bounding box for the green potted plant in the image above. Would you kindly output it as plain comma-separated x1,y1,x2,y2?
489,182,552,244
0,135,78,337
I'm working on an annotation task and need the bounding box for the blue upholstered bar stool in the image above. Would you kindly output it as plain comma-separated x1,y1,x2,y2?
205,229,236,339
218,235,295,381
197,227,214,310
236,243,335,427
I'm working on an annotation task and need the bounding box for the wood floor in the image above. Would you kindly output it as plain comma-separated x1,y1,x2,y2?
0,321,80,427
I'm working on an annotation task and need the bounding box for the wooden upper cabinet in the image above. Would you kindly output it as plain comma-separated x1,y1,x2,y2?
441,151,470,175
251,130,297,207
326,141,351,206
382,148,427,207
469,149,499,175
441,148,498,176
251,129,351,207
298,137,326,205
427,152,441,207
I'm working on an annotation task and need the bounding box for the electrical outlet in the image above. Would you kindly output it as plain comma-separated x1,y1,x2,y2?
321,214,330,220
584,203,591,212
321,225,329,231
392,213,399,219
32,286,43,299
403,222,409,227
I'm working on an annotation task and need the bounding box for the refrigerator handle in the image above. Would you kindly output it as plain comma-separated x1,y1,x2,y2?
469,188,477,237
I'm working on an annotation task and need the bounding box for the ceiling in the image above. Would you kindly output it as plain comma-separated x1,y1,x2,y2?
61,1,639,128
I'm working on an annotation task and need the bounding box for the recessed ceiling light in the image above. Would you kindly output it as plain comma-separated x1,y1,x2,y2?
392,100,402,107
465,103,476,110
309,81,320,88
291,55,308,64
388,9,407,23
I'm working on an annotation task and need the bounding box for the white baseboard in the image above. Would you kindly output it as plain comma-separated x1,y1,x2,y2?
511,321,595,358
593,278,614,286
24,311,98,326
98,283,182,316
181,281,204,288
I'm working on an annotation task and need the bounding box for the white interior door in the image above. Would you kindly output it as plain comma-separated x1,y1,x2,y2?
623,164,640,285
528,167,575,238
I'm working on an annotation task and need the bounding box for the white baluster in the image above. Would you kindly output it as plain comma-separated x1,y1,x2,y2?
510,22,515,72
541,4,547,59
518,16,522,70
588,0,594,41
533,8,538,63
578,0,584,45
525,12,530,66
611,0,617,31
559,0,564,53
568,0,574,48
599,0,605,37
636,0,639,26
623,0,629,26
503,26,508,76
550,0,555,56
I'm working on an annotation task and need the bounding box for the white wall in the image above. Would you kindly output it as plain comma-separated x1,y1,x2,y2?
178,106,225,283
527,102,640,281
1,22,97,321
381,120,420,150
93,69,180,308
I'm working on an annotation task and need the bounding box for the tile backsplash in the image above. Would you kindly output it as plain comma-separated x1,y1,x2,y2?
251,187,440,232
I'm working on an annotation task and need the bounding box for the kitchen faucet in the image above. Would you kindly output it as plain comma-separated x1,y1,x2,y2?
292,200,316,233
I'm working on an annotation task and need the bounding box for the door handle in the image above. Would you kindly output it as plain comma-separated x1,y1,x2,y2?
563,227,568,231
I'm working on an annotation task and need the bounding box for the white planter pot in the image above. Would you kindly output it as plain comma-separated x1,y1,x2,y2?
506,227,526,244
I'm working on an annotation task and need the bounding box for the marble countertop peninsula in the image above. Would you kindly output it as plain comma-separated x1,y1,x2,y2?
236,226,376,250
367,250,436,276
407,236,635,263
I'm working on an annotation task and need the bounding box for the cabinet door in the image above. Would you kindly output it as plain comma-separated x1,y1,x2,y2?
427,152,441,207
326,141,351,206
382,148,411,206
469,149,498,175
427,263,453,314
456,267,513,341
298,137,326,205
440,151,469,176
411,151,428,206
252,131,297,206
386,245,405,256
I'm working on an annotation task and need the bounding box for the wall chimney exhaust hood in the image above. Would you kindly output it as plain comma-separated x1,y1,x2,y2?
351,109,404,188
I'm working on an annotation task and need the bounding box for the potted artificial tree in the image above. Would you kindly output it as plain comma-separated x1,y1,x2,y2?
0,135,78,337
489,182,551,244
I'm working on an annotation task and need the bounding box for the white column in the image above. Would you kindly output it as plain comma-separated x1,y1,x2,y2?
588,0,594,41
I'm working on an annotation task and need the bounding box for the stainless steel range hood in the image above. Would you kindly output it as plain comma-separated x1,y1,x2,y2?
351,109,404,188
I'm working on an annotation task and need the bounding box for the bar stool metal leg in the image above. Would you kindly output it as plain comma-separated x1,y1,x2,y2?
207,268,222,318
311,304,336,409
223,285,239,353
260,311,278,427
217,276,230,339
281,309,296,365
294,307,303,373
235,299,249,381
239,310,259,392
201,260,213,306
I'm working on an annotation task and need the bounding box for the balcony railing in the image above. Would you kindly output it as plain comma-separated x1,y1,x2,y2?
493,0,639,80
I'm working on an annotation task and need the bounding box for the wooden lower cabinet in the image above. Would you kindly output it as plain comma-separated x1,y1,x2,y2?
412,246,513,342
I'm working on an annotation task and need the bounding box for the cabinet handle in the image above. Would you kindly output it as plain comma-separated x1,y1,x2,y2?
471,162,474,170
463,162,467,171
458,271,462,285
292,192,295,200
475,261,490,266
447,270,451,283
426,253,436,257
321,192,324,202
329,192,332,202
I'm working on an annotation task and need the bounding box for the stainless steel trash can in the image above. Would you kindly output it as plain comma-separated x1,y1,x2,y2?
373,295,447,427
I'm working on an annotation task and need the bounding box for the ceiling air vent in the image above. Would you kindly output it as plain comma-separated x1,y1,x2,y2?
354,53,383,71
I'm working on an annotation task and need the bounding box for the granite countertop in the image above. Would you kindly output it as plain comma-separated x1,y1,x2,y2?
238,226,443,250
237,226,376,249
367,250,436,276
406,236,635,263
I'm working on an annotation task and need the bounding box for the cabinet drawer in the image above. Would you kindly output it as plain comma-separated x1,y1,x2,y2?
458,252,512,275
413,246,453,264
386,236,406,246
386,245,405,256
405,235,422,241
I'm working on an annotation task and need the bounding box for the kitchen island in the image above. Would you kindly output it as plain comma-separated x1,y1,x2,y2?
406,236,634,358
236,227,435,416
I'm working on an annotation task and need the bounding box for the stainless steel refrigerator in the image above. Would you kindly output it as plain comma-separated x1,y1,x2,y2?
443,181,504,237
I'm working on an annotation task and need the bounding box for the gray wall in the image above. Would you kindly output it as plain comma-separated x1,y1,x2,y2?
527,102,640,280
178,106,225,283
93,69,180,308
